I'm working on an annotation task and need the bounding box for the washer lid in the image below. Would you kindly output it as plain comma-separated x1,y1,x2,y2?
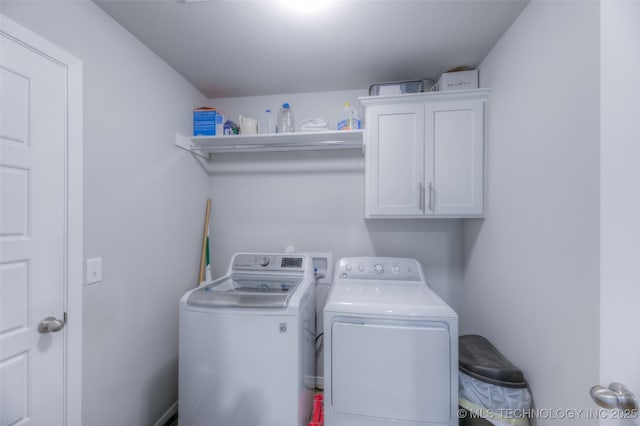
187,274,301,309
325,281,457,318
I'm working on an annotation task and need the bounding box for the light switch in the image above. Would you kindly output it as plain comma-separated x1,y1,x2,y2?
86,257,102,285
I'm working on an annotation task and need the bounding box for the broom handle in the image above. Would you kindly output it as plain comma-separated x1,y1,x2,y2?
198,199,212,285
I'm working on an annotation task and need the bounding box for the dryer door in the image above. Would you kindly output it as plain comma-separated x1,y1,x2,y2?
331,319,451,423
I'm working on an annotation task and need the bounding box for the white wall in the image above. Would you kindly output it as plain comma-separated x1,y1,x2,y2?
3,1,610,423
2,2,209,424
208,90,466,376
209,89,367,133
600,1,640,421
462,1,600,423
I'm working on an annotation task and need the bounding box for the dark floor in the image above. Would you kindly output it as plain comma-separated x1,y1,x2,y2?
163,412,178,426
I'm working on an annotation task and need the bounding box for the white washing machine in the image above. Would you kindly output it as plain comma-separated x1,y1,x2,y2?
179,253,316,426
324,257,458,426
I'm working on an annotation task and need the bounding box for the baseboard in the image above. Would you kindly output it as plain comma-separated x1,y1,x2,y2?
154,401,178,426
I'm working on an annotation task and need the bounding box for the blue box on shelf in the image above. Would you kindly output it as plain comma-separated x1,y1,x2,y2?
194,107,217,136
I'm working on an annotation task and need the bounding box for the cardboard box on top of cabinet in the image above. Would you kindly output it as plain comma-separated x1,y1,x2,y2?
435,69,478,91
193,107,217,136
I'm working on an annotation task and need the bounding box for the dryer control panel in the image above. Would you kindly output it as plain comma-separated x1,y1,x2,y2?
337,257,422,281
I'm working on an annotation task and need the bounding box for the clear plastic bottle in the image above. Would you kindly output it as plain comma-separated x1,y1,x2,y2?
338,102,361,131
258,108,276,134
276,103,295,133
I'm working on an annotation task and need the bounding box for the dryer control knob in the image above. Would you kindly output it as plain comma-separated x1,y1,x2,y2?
374,264,384,274
259,256,270,267
357,264,364,272
345,263,352,272
393,265,400,273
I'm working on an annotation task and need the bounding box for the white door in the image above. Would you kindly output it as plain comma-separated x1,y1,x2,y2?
599,1,639,425
0,19,81,425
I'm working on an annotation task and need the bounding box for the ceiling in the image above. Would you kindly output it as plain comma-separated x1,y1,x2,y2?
95,0,528,99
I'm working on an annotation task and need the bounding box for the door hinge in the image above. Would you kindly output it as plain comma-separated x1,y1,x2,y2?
64,312,68,324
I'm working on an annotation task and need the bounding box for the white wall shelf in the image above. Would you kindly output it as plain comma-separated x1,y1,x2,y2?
175,130,364,157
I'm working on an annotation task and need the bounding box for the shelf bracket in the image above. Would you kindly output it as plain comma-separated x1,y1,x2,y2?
175,133,208,160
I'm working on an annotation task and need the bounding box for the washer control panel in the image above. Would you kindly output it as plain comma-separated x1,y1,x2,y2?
337,257,422,281
232,253,306,272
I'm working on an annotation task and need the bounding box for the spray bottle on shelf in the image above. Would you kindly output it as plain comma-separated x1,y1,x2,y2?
338,102,361,131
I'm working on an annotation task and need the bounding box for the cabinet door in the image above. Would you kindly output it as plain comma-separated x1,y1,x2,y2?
365,103,425,217
426,100,484,216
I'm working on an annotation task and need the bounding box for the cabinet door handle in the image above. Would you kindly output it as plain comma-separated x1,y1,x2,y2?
418,182,424,211
428,182,433,211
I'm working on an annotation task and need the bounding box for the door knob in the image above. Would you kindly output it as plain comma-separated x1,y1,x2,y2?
609,383,639,412
38,316,65,333
591,383,638,411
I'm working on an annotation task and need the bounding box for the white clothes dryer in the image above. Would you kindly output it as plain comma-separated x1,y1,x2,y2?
324,257,458,426
179,253,316,426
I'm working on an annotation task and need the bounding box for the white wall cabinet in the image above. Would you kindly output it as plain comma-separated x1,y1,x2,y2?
361,89,488,218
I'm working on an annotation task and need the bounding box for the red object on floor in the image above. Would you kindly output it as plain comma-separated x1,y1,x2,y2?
308,393,324,426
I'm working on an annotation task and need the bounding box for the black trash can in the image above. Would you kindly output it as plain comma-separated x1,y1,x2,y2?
458,335,532,426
